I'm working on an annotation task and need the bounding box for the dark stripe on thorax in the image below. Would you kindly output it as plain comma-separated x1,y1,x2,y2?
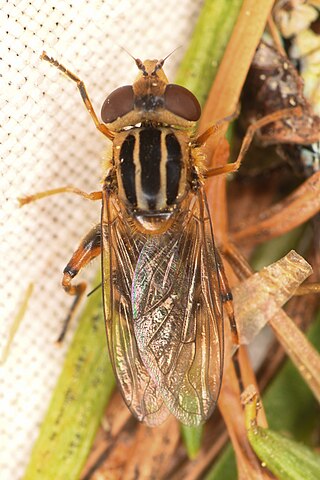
165,133,182,205
139,128,161,210
119,134,137,206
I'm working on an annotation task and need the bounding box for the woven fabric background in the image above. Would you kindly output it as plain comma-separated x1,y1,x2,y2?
0,1,204,478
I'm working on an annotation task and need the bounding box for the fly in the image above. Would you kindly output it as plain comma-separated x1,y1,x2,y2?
20,50,284,426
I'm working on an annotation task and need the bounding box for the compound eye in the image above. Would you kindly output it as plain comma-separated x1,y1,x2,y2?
101,85,134,123
164,84,201,121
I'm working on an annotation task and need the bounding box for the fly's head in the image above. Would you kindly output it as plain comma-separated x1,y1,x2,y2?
101,57,201,131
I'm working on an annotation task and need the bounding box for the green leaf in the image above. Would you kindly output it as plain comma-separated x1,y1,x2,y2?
245,391,320,480
181,424,204,459
249,428,320,480
23,271,115,480
175,0,243,106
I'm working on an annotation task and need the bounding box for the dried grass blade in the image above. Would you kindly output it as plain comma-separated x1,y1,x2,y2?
231,171,320,246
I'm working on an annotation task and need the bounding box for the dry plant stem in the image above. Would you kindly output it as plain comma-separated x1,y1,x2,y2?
224,245,320,402
84,414,180,480
218,350,271,480
88,430,135,480
202,0,277,245
206,171,229,245
231,171,320,246
81,392,132,479
295,283,320,296
270,310,320,403
201,1,275,478
233,251,313,345
171,431,230,480
122,418,180,479
258,292,319,392
199,0,277,190
199,0,276,129
100,392,133,439
223,242,253,278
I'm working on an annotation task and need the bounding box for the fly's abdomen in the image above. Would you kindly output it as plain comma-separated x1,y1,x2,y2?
114,127,189,213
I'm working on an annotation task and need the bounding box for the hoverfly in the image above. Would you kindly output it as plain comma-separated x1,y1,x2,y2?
21,51,242,427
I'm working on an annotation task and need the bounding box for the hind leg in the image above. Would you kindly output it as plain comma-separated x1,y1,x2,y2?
58,224,101,342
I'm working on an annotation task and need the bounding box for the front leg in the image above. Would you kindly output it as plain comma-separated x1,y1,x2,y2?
19,186,102,206
203,107,301,178
41,52,114,141
58,224,101,342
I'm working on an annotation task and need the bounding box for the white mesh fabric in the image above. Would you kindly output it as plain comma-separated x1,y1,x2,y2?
0,1,203,478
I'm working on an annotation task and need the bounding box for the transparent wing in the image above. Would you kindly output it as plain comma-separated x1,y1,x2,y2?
101,190,170,426
132,190,224,426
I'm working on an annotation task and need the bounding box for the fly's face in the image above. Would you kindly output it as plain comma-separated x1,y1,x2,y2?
101,59,201,233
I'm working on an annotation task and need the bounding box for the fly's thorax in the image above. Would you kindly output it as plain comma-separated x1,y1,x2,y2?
112,126,191,233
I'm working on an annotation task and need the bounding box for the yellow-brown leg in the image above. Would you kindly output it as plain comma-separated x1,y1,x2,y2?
294,283,320,296
41,51,114,141
204,107,302,178
19,186,102,206
58,224,101,342
195,108,240,146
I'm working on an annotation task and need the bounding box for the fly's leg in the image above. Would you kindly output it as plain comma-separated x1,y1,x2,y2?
267,14,287,57
199,107,301,178
58,224,101,343
41,52,114,141
295,283,320,295
195,107,240,145
19,187,102,206
216,252,244,393
19,187,103,341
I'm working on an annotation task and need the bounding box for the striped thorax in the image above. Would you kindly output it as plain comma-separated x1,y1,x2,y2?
102,58,201,233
